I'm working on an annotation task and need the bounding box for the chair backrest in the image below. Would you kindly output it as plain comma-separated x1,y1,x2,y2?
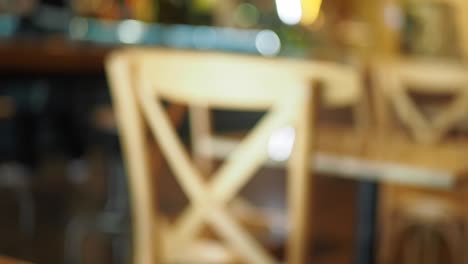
393,0,468,60
133,49,312,110
373,58,468,144
106,48,319,263
426,0,468,60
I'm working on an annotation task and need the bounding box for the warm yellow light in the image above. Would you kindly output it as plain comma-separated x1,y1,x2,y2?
301,0,323,25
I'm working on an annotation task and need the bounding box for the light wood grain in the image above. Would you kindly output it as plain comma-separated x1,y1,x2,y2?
106,48,314,263
106,52,160,264
375,59,468,144
287,82,314,264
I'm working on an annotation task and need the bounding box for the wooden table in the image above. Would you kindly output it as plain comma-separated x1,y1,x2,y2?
207,126,468,190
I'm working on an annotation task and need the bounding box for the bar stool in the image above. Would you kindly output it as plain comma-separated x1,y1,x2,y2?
106,48,315,263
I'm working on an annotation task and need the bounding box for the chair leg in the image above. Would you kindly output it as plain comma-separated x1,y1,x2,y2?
287,95,312,264
441,222,464,264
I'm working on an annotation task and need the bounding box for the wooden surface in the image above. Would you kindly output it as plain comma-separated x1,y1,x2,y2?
202,126,465,189
135,48,311,263
0,38,109,74
287,82,314,264
320,125,468,187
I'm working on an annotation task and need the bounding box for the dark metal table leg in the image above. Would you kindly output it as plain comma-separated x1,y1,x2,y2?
355,181,378,264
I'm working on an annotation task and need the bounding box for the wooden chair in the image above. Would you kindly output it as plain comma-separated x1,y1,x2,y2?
404,0,468,60
106,48,316,263
371,1,468,261
372,58,468,264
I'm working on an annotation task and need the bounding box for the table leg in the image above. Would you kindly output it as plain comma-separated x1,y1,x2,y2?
355,181,377,264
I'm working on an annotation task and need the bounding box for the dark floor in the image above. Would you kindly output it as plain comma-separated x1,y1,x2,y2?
0,166,358,264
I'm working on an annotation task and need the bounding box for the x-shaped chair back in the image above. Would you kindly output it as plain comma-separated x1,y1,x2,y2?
374,59,468,144
371,0,468,145
106,48,314,264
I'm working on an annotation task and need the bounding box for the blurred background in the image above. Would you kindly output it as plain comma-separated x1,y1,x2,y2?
0,0,466,263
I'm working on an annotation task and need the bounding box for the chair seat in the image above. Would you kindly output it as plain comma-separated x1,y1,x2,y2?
204,124,468,189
